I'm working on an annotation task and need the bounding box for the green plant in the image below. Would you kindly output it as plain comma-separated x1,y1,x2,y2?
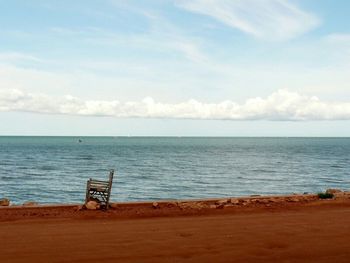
317,192,334,199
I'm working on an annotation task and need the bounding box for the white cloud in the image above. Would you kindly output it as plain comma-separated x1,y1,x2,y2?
50,25,207,63
1,89,350,121
325,33,350,43
0,52,43,63
176,0,320,40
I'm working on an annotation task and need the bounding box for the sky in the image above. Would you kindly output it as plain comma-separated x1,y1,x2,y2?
1,0,350,136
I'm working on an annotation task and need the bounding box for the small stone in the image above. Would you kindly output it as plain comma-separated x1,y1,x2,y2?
0,198,10,206
209,204,217,209
166,202,177,208
286,197,299,202
190,202,206,209
23,201,38,207
241,199,252,206
257,199,268,204
152,202,159,209
178,202,205,210
216,199,228,205
216,204,225,209
326,189,342,195
88,197,101,203
85,201,100,210
230,198,240,205
343,192,350,198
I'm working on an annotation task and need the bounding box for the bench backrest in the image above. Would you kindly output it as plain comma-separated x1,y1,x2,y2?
89,169,114,188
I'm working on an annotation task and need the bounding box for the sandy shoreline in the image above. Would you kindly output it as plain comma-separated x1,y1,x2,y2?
1,193,350,262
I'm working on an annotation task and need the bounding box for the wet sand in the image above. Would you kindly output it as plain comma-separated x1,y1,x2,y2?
1,194,350,262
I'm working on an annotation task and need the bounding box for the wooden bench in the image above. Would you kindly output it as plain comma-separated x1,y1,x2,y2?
85,169,114,209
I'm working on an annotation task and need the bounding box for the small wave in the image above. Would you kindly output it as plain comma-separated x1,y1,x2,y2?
330,164,345,168
0,175,13,181
250,169,277,173
18,166,30,170
1,160,18,166
77,155,94,160
323,179,345,183
246,177,285,182
38,165,57,171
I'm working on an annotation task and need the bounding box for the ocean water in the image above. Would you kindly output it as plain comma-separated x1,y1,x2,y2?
0,136,349,204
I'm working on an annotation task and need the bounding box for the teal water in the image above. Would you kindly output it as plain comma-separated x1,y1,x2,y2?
0,137,349,204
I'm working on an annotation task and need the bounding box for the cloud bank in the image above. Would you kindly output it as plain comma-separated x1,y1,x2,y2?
176,0,320,40
1,89,350,121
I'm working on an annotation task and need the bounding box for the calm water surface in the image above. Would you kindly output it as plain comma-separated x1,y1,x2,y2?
0,137,349,204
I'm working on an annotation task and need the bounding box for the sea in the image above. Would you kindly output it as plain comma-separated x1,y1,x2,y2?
0,136,349,204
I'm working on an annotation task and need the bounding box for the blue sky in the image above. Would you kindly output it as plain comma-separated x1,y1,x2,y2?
1,0,350,136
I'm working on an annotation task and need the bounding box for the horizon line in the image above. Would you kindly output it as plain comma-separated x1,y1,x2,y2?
1,135,349,138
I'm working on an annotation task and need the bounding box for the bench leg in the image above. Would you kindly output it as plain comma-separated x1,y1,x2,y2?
85,181,90,204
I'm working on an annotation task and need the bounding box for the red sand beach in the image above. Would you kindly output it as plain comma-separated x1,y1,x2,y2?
1,193,350,262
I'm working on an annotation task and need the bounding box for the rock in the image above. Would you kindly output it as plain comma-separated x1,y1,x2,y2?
326,189,342,195
284,198,291,202
243,199,251,204
23,201,38,206
85,201,100,210
178,202,206,210
255,199,268,204
216,204,225,209
166,202,177,208
88,197,101,203
177,202,187,210
209,204,217,209
0,198,10,206
303,195,317,201
216,199,228,205
286,197,299,202
152,202,159,209
230,198,240,205
191,202,207,209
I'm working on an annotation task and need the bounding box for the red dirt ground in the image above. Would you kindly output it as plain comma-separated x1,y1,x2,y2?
1,194,350,262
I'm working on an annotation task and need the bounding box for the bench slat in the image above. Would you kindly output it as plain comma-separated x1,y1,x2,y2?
89,179,109,183
90,182,109,186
